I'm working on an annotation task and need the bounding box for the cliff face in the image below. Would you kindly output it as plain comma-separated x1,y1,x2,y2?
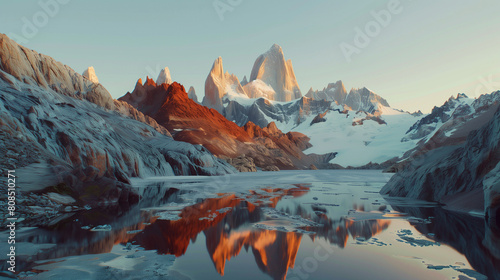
0,34,237,207
344,87,390,114
249,44,302,102
381,103,500,225
0,34,115,110
202,57,246,113
305,80,347,104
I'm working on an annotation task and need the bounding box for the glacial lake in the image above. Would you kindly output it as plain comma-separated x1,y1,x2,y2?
2,170,499,280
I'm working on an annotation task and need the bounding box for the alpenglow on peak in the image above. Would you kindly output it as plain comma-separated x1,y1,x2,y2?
248,44,301,102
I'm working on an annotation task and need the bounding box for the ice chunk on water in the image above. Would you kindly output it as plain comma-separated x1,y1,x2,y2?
90,225,112,231
156,211,182,221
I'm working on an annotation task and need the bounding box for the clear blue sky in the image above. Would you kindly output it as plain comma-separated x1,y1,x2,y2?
1,0,499,112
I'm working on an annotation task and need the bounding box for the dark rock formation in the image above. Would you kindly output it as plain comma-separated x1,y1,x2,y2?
222,155,257,172
381,102,500,220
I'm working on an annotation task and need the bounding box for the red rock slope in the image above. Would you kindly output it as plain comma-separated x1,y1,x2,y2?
119,79,332,170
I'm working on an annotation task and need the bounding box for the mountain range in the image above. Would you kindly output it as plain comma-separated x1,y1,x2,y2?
0,33,499,223
119,76,334,171
0,34,235,206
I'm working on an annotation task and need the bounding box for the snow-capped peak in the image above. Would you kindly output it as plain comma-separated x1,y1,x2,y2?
156,67,173,85
82,66,99,84
202,56,246,113
248,44,301,102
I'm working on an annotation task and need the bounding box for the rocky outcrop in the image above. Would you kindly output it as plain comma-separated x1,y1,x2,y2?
241,121,328,169
240,75,248,86
484,163,500,230
381,97,500,221
403,94,474,141
344,87,390,114
262,165,280,171
352,115,387,126
187,86,198,103
310,110,328,125
395,92,500,164
156,67,172,85
202,57,246,113
121,80,253,157
113,99,171,136
305,80,347,104
248,44,301,102
0,34,115,110
222,154,257,172
82,66,99,84
225,96,333,128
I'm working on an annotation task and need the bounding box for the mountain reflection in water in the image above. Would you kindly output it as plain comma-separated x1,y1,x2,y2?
132,185,391,280
8,177,500,280
391,204,500,280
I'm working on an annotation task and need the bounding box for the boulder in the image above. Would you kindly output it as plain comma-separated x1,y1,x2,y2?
262,165,280,172
223,155,257,172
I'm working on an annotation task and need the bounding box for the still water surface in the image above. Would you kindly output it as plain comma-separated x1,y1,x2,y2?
5,171,500,279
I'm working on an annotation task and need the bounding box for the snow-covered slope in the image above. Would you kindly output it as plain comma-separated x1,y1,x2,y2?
243,79,277,100
291,106,421,167
305,82,391,115
224,96,332,128
248,44,301,102
392,92,500,169
222,92,423,167
217,75,425,168
403,93,475,142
